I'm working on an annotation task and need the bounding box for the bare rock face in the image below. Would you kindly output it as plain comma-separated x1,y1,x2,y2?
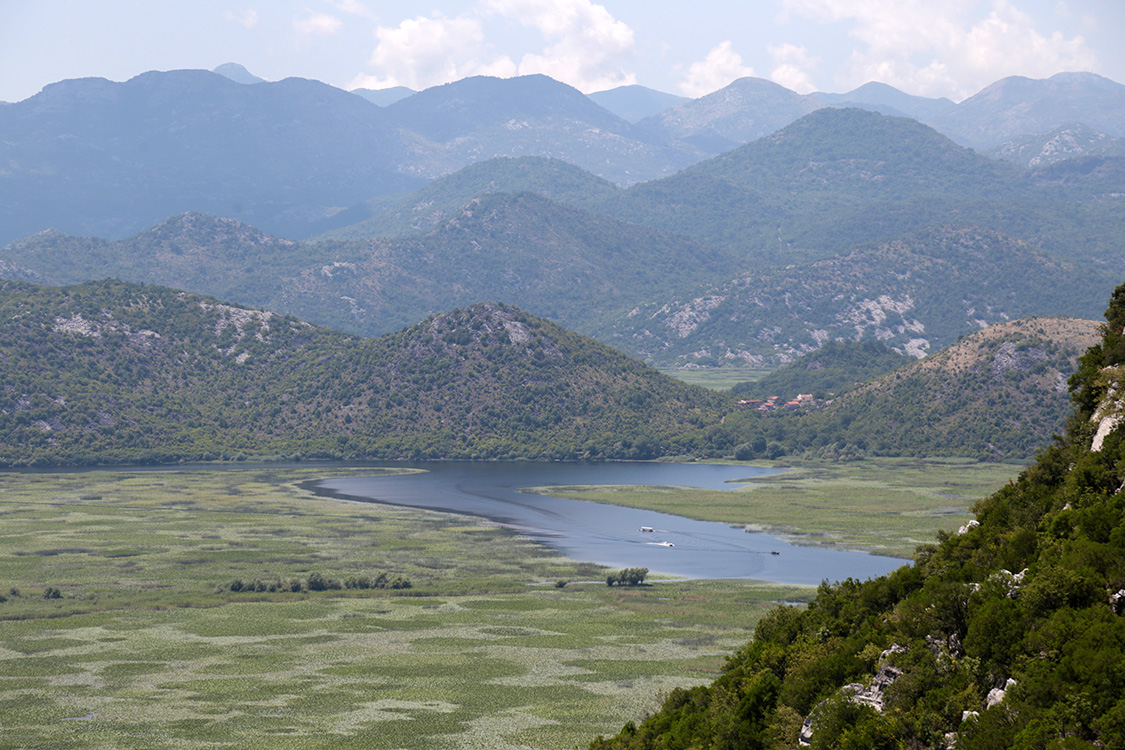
991,568,1029,599
1091,365,1125,452
846,661,903,712
799,645,905,746
987,678,1017,709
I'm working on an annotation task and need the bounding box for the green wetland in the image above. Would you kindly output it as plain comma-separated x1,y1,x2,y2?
0,459,1017,748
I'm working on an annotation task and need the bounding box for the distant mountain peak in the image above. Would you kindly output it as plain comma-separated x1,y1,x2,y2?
140,212,294,247
587,84,689,123
936,71,1125,147
809,81,956,121
212,63,267,85
637,75,821,154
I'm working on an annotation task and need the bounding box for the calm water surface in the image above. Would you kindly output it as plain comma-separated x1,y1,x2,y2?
314,461,906,585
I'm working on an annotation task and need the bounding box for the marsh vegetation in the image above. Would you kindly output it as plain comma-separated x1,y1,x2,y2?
0,459,1013,748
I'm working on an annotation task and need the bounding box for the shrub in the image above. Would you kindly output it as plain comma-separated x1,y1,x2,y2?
607,567,649,586
305,572,342,591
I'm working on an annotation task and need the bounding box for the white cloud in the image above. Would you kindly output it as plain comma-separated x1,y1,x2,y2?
352,14,516,91
294,12,343,37
781,0,1097,99
955,1,1096,82
328,0,373,18
679,41,755,97
223,9,259,29
768,43,818,93
482,0,637,92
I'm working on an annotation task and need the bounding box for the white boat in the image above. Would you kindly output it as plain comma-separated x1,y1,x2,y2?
639,526,654,533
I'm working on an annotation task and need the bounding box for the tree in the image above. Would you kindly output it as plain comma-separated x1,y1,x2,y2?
607,567,649,586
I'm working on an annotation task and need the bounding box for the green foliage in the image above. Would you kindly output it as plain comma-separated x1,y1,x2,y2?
606,567,649,587
588,282,1125,749
227,571,412,594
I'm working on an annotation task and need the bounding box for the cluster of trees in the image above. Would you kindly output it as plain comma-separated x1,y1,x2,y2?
606,568,649,587
227,571,411,594
588,283,1125,748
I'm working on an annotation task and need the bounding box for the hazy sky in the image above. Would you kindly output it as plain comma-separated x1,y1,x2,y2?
3,1,1123,103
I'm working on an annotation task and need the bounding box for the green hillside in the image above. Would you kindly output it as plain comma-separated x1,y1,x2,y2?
721,316,1097,462
588,292,1125,748
0,279,726,466
315,156,621,240
804,316,1100,460
597,108,1125,264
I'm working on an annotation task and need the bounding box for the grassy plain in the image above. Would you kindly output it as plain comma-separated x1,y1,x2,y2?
657,367,770,391
535,457,1022,558
0,466,809,749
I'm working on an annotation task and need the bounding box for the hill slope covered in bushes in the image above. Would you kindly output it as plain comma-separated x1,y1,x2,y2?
589,287,1125,749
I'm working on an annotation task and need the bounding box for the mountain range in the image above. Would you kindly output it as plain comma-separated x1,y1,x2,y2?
0,193,736,342
986,122,1125,168
2,67,1124,245
602,225,1109,367
4,104,1118,370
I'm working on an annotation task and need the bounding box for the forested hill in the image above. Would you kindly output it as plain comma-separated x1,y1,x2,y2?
587,291,1125,748
0,279,725,466
806,317,1100,460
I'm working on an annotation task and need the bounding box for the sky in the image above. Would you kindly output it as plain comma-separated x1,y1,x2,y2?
2,0,1123,104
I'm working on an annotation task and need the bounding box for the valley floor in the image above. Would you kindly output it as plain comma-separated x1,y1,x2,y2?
0,458,1017,747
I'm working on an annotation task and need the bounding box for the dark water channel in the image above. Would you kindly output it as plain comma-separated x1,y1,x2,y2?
313,462,906,585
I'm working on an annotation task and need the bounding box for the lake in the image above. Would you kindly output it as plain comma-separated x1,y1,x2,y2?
313,461,906,585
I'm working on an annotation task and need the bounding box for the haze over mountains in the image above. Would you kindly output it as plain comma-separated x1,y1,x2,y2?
0,64,1122,430
4,83,1121,369
2,66,1124,245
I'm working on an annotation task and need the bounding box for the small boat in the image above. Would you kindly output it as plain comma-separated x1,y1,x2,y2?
770,551,780,556
639,526,654,533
